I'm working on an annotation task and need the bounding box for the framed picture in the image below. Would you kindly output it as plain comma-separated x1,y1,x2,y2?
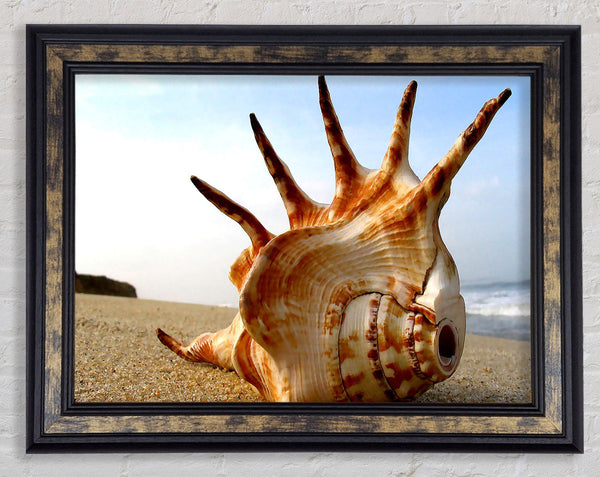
26,25,582,452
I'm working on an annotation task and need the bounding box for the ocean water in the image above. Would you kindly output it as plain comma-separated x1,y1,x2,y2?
462,280,530,342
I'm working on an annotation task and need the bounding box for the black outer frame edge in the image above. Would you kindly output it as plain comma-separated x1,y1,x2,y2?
25,22,35,454
25,25,47,453
571,25,584,455
559,26,583,453
26,432,582,454
24,24,583,453
26,24,582,46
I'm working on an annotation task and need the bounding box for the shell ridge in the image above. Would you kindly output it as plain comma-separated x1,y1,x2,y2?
420,88,512,200
318,75,374,223
338,292,403,402
190,175,274,250
249,113,328,229
381,80,419,182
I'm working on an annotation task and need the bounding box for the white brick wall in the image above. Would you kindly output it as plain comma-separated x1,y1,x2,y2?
1,1,597,474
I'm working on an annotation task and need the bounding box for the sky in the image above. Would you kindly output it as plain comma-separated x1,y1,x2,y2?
75,74,530,306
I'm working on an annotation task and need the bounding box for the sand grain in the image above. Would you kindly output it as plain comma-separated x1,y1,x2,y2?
75,294,531,404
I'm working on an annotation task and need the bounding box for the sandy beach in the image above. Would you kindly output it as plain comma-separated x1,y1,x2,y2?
74,293,531,404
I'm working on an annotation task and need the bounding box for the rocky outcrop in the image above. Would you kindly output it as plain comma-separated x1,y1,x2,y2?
75,273,137,298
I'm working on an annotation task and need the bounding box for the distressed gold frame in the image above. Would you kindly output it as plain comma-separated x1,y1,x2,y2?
26,25,582,452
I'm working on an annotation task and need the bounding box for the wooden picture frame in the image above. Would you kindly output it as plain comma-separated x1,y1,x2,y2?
26,25,582,452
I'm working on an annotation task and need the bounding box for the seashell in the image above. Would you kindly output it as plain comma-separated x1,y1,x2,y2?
157,77,511,402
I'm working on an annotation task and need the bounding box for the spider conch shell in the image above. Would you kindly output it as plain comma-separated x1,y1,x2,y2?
157,77,511,402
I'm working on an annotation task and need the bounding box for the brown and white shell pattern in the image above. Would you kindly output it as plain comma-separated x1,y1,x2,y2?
157,76,511,402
